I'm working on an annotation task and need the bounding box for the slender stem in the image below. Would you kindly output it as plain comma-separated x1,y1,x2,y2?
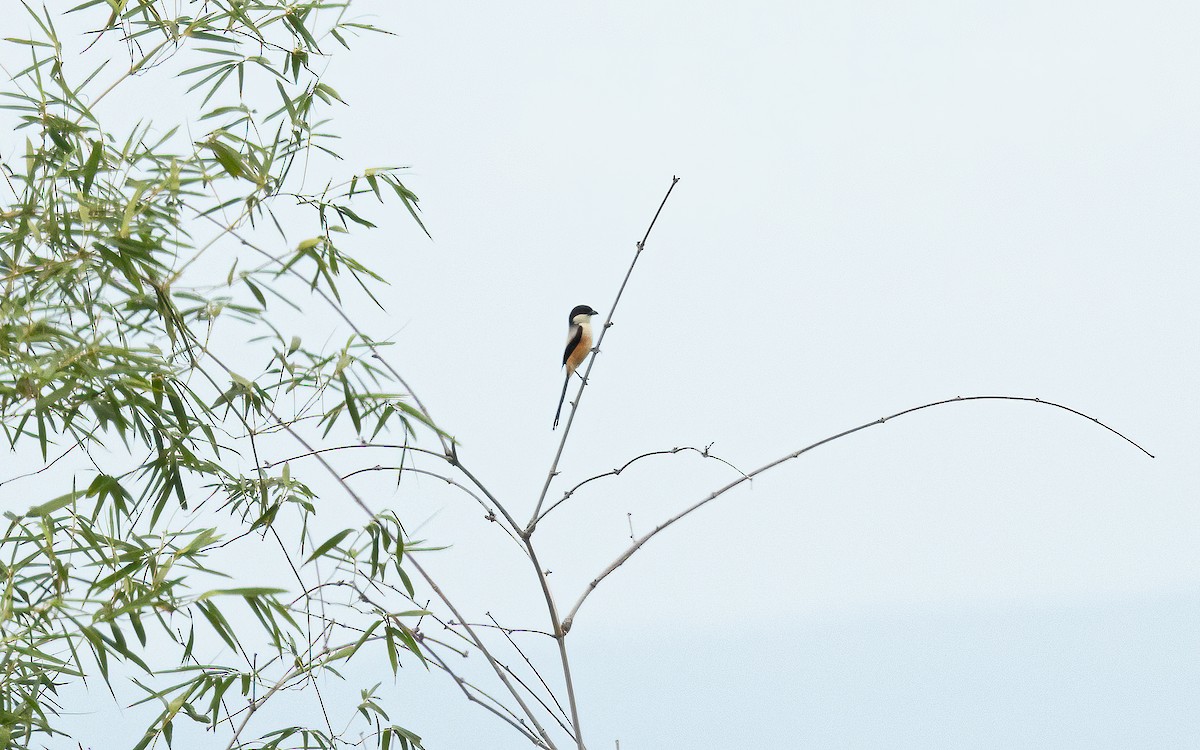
515,177,681,750
259,442,451,469
523,541,584,750
453,454,525,535
528,176,680,532
561,394,1153,632
487,611,572,724
76,37,174,123
0,441,80,488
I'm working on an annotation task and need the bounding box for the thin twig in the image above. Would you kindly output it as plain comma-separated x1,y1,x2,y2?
361,590,562,744
259,442,451,470
491,651,577,740
488,611,572,725
222,653,314,750
450,621,556,639
0,441,80,487
538,445,748,523
527,176,680,533
561,394,1153,632
407,554,559,749
422,643,547,748
450,448,525,536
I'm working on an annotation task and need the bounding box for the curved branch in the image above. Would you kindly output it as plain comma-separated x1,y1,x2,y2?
450,454,525,536
449,621,556,639
538,444,748,523
0,442,80,488
561,394,1153,632
252,426,524,539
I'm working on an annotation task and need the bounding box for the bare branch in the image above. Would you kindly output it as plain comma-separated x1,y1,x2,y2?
528,176,681,532
364,588,564,746
488,611,572,725
0,442,81,488
516,539,585,750
538,444,749,523
450,449,526,536
561,394,1153,632
449,621,556,639
260,440,526,539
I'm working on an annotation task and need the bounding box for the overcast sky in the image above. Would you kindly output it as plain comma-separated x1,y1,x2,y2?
337,2,1199,747
5,0,1199,748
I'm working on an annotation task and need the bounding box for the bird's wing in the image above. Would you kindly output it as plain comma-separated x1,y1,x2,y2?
562,324,582,366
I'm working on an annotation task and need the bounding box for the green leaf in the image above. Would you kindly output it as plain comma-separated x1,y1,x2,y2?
340,373,361,433
305,529,353,564
196,587,287,602
26,489,84,517
118,183,147,238
389,623,426,667
205,139,245,179
80,138,103,194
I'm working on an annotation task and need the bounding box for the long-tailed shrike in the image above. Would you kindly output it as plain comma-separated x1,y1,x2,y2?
553,304,600,429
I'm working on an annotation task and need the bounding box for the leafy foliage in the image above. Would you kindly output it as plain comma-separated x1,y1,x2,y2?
0,3,430,747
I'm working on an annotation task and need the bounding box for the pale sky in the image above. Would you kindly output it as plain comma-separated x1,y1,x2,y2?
341,2,1199,746
4,1,1199,748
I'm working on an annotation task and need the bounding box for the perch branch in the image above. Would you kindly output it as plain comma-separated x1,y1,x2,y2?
528,176,681,532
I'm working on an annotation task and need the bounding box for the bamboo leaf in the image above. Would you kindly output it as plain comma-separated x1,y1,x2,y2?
25,490,84,517
305,529,353,564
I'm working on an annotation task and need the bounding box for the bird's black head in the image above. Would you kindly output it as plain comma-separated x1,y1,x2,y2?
569,305,599,321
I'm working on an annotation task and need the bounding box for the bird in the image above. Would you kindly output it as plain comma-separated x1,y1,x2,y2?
554,304,600,429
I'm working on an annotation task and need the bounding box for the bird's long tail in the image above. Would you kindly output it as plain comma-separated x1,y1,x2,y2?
553,372,571,429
